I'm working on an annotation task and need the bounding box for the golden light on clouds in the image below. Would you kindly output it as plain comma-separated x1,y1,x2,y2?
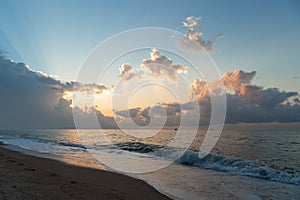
63,88,113,115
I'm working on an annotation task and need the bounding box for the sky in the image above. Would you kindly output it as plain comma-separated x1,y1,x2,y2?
0,0,299,91
0,0,300,128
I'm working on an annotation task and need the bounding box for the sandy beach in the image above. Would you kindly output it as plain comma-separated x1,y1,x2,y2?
0,142,170,200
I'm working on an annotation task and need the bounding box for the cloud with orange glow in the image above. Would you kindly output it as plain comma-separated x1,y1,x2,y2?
115,69,300,126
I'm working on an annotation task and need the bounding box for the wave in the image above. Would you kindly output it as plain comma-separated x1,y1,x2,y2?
177,150,300,186
115,142,300,186
0,137,87,154
56,141,87,149
115,142,163,153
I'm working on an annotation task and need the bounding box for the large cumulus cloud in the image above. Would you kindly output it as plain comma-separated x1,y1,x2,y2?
0,56,116,129
191,70,300,124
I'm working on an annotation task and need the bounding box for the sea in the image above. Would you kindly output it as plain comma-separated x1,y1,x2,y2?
0,123,299,199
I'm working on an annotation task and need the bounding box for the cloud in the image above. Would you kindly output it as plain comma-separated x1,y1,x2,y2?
189,70,300,124
225,94,300,123
71,61,300,126
119,49,188,82
119,63,142,81
294,98,300,103
114,107,142,119
142,49,188,81
239,84,297,109
190,79,224,100
221,70,256,92
115,69,300,126
190,70,257,99
0,55,116,129
114,107,150,126
2,53,299,128
182,16,201,28
70,82,110,95
177,16,222,52
114,103,181,127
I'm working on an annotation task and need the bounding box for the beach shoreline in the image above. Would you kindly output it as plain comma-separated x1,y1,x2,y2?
1,141,300,200
0,142,171,200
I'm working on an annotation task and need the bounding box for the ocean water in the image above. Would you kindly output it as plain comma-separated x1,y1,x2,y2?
0,123,299,198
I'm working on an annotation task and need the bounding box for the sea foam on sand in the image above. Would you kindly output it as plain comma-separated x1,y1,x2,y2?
137,163,300,200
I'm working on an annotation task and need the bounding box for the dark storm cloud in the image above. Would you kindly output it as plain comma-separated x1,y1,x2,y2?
0,56,116,129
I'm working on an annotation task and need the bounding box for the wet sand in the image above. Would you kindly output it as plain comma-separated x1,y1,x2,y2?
0,143,170,200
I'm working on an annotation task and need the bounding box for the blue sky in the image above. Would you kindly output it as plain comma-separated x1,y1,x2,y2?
0,0,299,92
